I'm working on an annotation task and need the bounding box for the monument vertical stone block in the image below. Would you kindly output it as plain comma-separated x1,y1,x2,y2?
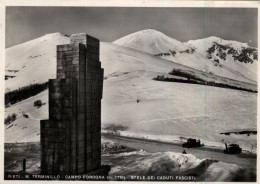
40,33,106,175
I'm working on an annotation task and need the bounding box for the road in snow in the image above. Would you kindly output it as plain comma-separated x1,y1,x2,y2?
102,133,256,169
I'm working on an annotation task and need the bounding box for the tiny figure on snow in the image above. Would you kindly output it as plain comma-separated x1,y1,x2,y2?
182,150,187,154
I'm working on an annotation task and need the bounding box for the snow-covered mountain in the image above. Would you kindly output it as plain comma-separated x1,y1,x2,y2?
187,36,257,82
5,29,257,92
5,33,70,92
114,29,189,54
4,30,257,153
114,29,257,83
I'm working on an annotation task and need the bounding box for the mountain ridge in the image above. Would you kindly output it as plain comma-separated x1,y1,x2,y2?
113,29,257,83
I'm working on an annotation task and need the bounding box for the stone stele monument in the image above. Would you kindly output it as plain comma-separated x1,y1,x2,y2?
40,33,109,176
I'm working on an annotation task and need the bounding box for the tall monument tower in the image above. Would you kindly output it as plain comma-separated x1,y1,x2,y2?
41,33,104,175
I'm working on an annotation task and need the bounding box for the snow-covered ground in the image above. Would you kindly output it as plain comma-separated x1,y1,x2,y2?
5,90,48,142
101,137,127,153
101,71,257,153
5,138,255,181
5,70,257,153
102,150,255,181
5,149,254,181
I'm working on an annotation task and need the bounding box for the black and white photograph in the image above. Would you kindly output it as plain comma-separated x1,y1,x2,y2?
3,1,258,182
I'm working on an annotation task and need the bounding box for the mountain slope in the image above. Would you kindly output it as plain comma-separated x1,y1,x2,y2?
4,32,257,153
187,36,257,82
113,29,257,83
5,33,70,91
5,90,48,142
114,29,189,54
5,31,257,92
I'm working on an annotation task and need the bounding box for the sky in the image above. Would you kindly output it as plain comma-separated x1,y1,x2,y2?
6,7,258,48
